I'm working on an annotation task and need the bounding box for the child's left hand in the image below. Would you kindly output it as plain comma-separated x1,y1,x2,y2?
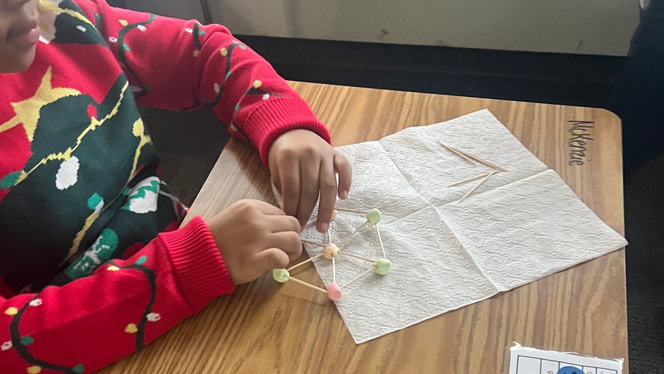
268,129,352,233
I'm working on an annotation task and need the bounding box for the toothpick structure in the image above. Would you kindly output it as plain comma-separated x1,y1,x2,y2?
273,208,391,301
440,142,507,201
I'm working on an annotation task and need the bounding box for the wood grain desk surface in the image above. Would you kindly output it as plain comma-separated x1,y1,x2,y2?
102,82,627,374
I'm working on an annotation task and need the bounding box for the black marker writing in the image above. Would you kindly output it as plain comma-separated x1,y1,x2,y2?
568,120,594,166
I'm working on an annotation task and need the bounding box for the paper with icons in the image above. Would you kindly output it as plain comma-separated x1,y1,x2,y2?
508,343,623,374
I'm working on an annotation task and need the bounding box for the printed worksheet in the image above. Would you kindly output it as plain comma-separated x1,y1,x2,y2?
509,344,623,374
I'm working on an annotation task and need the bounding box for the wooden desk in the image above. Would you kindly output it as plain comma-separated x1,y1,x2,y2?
102,83,627,373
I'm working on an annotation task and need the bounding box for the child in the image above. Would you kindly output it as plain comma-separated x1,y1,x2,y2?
0,0,351,372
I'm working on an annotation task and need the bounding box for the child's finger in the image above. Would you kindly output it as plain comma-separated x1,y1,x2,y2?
269,231,303,260
334,152,352,199
317,158,337,232
280,158,301,217
265,215,301,233
295,157,320,227
255,248,290,271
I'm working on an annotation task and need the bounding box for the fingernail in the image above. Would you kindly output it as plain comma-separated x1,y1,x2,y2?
319,222,328,233
340,190,348,200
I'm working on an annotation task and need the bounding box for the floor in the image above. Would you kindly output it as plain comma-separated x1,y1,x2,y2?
142,36,664,372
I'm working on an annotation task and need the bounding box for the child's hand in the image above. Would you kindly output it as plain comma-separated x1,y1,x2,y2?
207,199,302,285
268,129,352,233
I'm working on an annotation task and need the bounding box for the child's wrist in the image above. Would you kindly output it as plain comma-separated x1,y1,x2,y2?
159,217,235,311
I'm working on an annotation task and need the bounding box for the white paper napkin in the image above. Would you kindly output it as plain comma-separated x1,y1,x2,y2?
287,109,626,343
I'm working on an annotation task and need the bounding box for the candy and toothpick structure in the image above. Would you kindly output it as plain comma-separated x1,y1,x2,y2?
273,208,390,301
272,145,501,300
440,142,507,202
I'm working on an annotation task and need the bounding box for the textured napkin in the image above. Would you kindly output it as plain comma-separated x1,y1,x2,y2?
291,109,627,343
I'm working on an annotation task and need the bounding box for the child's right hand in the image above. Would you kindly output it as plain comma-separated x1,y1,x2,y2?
206,199,302,285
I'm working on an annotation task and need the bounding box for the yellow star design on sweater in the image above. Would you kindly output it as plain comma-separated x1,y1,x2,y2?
0,66,80,141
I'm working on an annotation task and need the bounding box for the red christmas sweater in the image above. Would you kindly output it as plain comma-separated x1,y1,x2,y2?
0,0,329,372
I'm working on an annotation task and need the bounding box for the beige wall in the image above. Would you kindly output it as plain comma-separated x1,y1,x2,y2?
127,0,204,21
128,0,640,56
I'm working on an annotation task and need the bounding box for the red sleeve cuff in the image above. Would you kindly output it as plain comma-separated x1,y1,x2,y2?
158,216,235,312
244,96,332,166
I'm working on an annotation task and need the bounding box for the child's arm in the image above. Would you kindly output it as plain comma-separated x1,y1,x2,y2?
0,201,301,373
75,0,351,232
76,0,325,164
0,218,230,373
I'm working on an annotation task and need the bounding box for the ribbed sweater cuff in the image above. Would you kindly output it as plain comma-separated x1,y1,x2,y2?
159,216,235,313
245,96,332,166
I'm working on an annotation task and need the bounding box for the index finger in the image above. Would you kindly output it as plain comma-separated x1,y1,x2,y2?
316,158,337,233
334,153,352,199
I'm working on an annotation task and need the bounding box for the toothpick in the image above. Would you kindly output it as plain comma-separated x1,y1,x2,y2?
335,207,366,214
332,257,336,283
448,172,492,187
302,240,325,248
341,267,374,288
338,221,368,246
458,171,495,202
287,253,324,272
375,225,387,259
288,276,327,293
327,230,332,245
339,250,375,263
454,148,507,172
439,142,476,165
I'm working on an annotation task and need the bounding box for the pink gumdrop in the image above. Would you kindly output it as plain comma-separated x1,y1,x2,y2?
326,283,342,301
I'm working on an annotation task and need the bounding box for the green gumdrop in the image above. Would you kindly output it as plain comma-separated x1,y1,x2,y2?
366,208,382,225
373,258,391,275
272,269,290,283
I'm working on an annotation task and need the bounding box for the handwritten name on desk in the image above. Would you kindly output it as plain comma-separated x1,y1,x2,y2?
568,120,594,166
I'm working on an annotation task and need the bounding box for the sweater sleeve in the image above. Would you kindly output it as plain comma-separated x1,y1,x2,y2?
0,217,234,374
76,0,331,165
